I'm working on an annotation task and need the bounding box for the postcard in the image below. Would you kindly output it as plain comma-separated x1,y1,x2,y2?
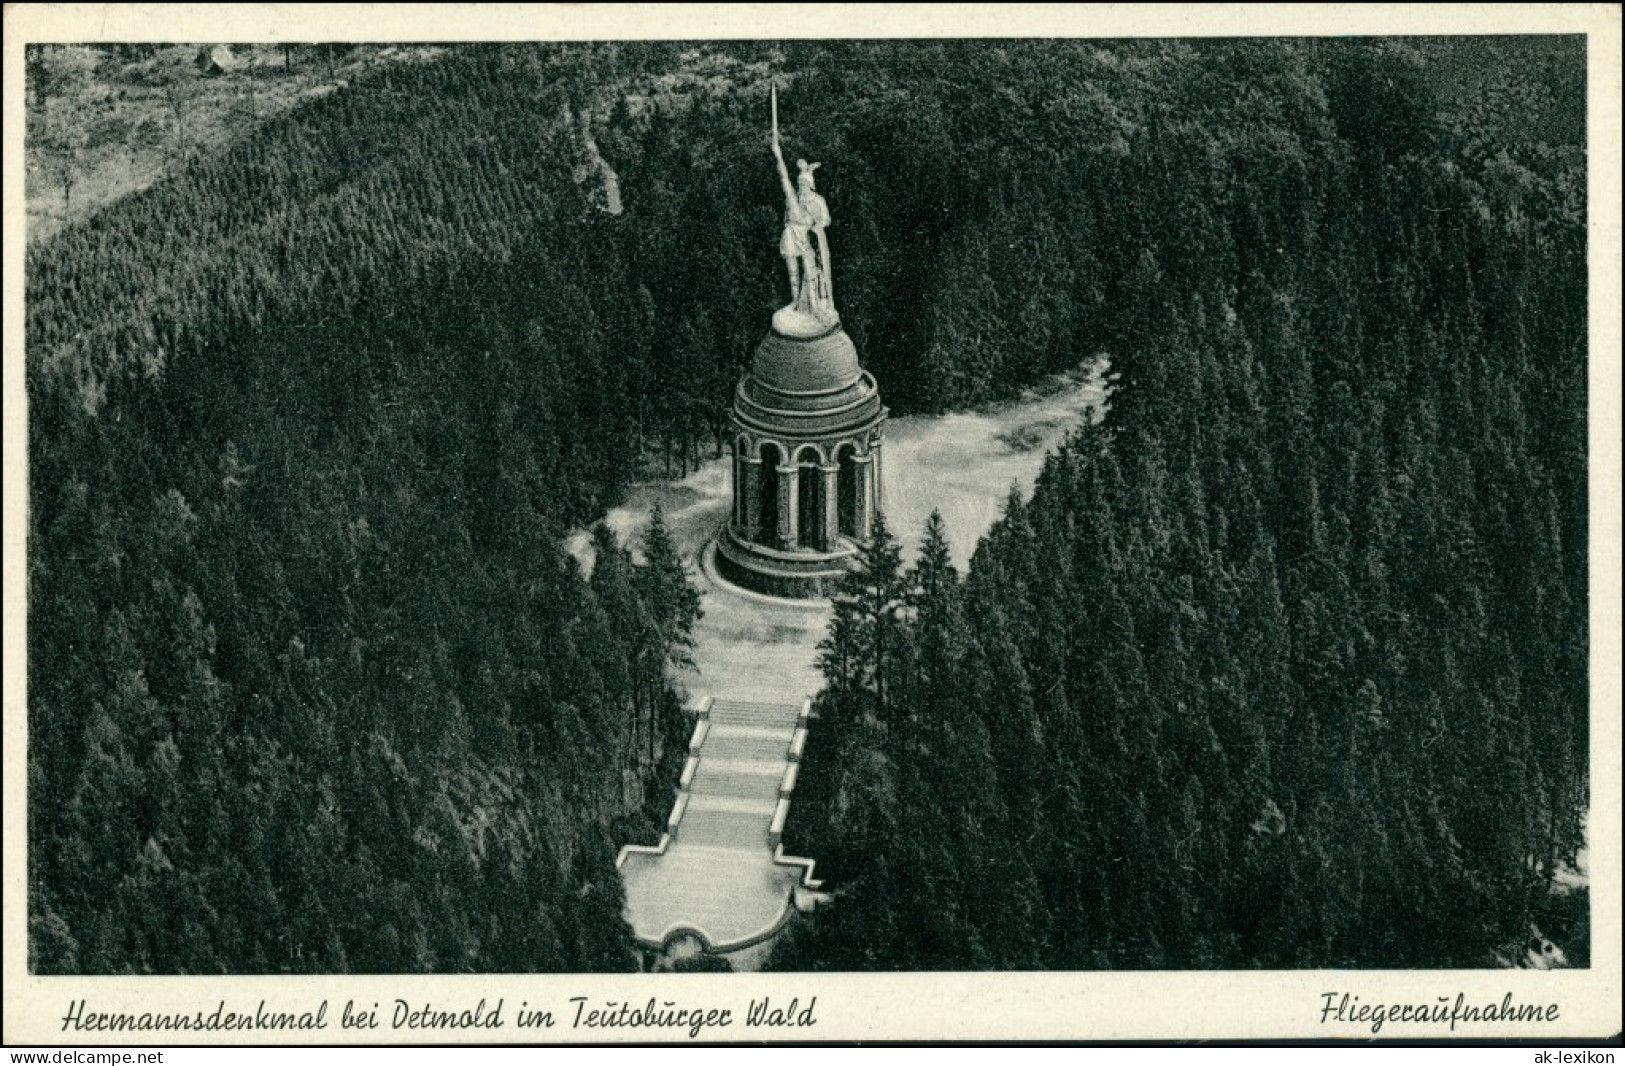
4,3,1619,1045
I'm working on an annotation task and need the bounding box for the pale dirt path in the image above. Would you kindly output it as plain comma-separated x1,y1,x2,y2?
570,360,1110,696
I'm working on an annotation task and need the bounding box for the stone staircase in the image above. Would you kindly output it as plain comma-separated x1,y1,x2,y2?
708,698,803,729
691,763,783,804
676,802,774,849
702,728,795,762
618,694,820,954
683,699,802,850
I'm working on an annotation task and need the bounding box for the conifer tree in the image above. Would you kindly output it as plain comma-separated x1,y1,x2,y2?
819,511,908,730
636,503,702,668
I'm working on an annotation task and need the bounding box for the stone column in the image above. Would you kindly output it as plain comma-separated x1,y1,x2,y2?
872,439,884,525
777,464,798,549
821,464,840,550
732,454,743,528
741,456,762,542
853,453,875,540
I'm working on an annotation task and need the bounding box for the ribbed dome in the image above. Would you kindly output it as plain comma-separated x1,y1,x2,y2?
752,326,861,395
734,323,883,435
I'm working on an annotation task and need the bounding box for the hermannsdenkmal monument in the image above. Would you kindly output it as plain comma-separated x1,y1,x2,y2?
715,86,889,598
617,87,883,962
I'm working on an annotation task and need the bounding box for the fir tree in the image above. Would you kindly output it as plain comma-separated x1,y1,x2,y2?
818,511,908,731
636,503,702,669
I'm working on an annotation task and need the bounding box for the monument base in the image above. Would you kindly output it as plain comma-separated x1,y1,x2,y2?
713,526,858,600
771,304,840,340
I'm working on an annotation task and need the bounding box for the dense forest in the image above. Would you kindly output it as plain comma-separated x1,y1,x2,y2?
25,44,740,973
28,38,1586,972
772,39,1589,969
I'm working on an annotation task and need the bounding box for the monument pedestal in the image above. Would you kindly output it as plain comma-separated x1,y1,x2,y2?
714,527,858,600
771,304,838,340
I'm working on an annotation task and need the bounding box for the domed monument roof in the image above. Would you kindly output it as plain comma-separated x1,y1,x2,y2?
752,325,861,395
735,323,882,432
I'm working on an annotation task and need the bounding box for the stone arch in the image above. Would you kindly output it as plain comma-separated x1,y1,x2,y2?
735,434,751,459
796,446,826,551
836,442,860,538
758,442,783,549
660,925,715,955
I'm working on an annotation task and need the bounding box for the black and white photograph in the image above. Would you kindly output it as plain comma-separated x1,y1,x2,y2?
4,3,1619,1045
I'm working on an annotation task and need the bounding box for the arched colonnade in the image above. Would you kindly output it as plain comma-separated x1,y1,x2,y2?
731,433,881,552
